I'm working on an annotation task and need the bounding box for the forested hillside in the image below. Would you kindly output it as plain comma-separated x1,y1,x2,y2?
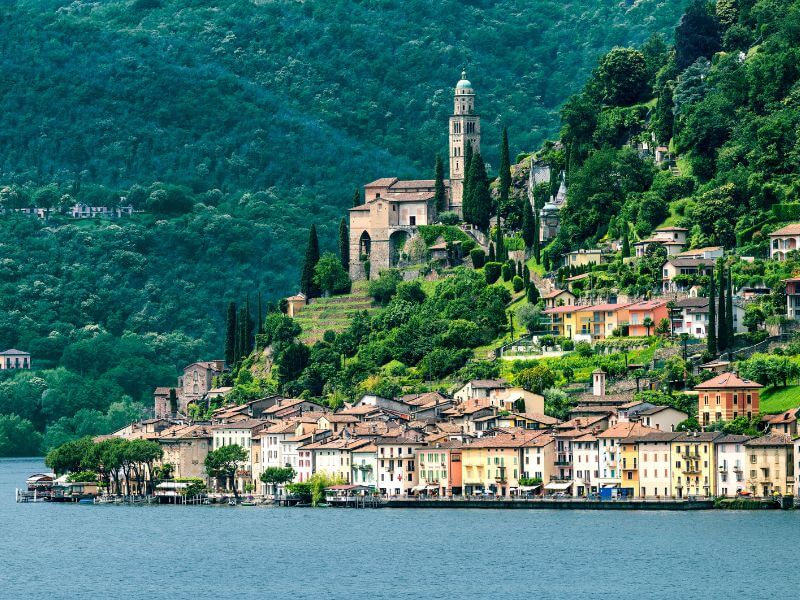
0,0,691,455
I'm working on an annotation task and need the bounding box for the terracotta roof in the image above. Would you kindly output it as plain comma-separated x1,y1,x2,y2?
510,412,561,425
675,297,709,309
555,415,609,430
762,409,799,424
571,405,620,414
584,303,631,312
672,432,724,443
627,299,668,311
714,434,753,444
575,392,634,405
382,191,435,202
467,379,508,389
364,177,399,188
694,372,763,390
301,437,373,451
210,419,269,431
157,424,213,440
390,179,439,189
542,289,573,299
655,226,688,232
638,405,684,416
462,430,547,449
746,433,794,446
324,414,360,423
564,272,592,282
769,223,800,236
597,422,660,439
349,205,371,211
629,431,681,443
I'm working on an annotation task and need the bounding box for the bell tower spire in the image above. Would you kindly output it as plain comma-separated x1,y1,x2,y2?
449,70,480,215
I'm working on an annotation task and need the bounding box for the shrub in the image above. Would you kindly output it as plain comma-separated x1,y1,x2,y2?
438,211,461,225
512,275,524,292
558,338,575,351
575,341,594,357
367,269,402,304
470,248,486,269
501,262,513,281
484,262,502,284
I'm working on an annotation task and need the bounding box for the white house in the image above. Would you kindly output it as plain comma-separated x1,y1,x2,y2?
714,434,750,497
635,432,678,498
768,223,800,260
375,436,425,496
571,432,599,496
210,419,269,492
351,444,379,488
453,379,508,402
635,405,688,432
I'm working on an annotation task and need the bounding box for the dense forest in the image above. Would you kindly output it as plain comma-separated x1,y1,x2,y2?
0,0,691,455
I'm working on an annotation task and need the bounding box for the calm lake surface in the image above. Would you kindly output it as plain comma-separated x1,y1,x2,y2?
1,457,797,599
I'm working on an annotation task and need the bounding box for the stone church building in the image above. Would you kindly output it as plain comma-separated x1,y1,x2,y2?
349,71,481,280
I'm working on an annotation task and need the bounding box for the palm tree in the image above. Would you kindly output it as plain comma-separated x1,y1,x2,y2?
643,317,654,336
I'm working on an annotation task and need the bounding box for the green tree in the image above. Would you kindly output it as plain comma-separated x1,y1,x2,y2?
527,282,540,304
488,242,495,262
726,266,734,345
522,199,535,250
717,260,727,351
675,0,721,70
352,189,361,207
621,223,631,258
515,364,556,394
708,265,717,355
338,217,349,270
467,152,491,230
259,466,296,496
463,141,474,218
434,154,446,213
499,127,511,203
205,444,249,502
596,47,649,106
314,252,351,297
300,224,321,299
224,301,237,367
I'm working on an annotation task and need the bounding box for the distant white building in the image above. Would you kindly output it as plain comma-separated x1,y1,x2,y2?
0,349,31,370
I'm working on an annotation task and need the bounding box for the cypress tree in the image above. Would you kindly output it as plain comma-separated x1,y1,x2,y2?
463,142,474,221
542,252,550,272
621,223,631,258
527,282,540,304
707,266,717,356
224,301,237,366
495,200,506,261
434,154,446,213
352,188,361,207
257,292,264,334
236,306,248,363
300,224,321,298
245,296,254,355
469,152,492,230
717,260,727,351
522,198,535,250
726,266,735,345
338,217,349,270
499,127,511,204
488,242,495,262
523,264,530,288
533,208,540,262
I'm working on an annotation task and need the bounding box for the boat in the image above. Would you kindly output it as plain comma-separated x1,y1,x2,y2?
228,498,237,506
79,498,94,504
240,501,256,506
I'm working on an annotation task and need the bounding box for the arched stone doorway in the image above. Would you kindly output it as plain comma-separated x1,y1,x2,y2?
389,230,409,267
359,230,371,259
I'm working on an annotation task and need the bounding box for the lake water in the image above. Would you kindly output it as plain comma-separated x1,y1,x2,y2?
2,457,797,599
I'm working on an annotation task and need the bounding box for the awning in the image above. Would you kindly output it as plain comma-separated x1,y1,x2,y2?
411,485,426,492
518,485,541,491
601,484,618,489
425,484,439,489
544,481,573,491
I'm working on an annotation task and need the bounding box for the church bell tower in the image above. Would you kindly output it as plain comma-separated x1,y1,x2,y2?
449,70,480,215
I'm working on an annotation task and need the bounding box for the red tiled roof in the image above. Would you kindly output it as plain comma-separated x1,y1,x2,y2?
694,372,763,390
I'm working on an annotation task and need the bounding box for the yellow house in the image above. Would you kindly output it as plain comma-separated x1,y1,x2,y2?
744,434,795,497
542,305,581,338
461,431,546,497
620,439,641,497
670,432,722,498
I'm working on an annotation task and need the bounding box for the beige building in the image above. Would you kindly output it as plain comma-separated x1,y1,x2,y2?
348,72,480,280
744,434,795,497
634,431,678,498
157,424,213,482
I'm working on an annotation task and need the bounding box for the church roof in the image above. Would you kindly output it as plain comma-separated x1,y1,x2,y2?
456,70,473,90
382,192,435,202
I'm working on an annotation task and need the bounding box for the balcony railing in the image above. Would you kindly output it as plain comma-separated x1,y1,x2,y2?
554,459,571,466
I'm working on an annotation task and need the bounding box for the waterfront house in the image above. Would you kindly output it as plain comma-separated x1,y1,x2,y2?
626,300,669,337
375,436,426,496
542,289,575,310
670,432,723,498
0,348,31,370
460,431,548,497
301,437,373,484
695,372,762,425
744,434,795,497
634,432,679,498
596,422,660,495
211,419,269,493
351,444,379,488
714,435,751,497
768,223,800,260
257,421,302,494
156,424,213,482
571,432,599,496
524,434,557,494
414,441,463,496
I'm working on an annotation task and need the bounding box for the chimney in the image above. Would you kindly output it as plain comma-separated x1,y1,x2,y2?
593,369,606,397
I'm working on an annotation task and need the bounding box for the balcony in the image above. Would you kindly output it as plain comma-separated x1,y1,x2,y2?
554,459,571,466
684,466,702,475
733,465,743,472
682,453,701,460
608,461,617,468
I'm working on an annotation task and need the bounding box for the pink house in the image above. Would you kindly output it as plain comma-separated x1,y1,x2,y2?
626,300,670,337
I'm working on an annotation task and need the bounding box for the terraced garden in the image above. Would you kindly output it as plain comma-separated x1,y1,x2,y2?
293,282,378,343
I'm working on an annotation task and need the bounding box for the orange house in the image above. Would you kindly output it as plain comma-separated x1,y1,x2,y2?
695,372,762,425
626,300,670,337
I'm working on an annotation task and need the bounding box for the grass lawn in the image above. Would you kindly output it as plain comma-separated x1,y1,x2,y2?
759,385,800,414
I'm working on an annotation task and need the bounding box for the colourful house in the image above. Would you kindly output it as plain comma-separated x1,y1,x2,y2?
461,431,547,497
695,372,762,425
626,300,669,337
670,432,722,498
